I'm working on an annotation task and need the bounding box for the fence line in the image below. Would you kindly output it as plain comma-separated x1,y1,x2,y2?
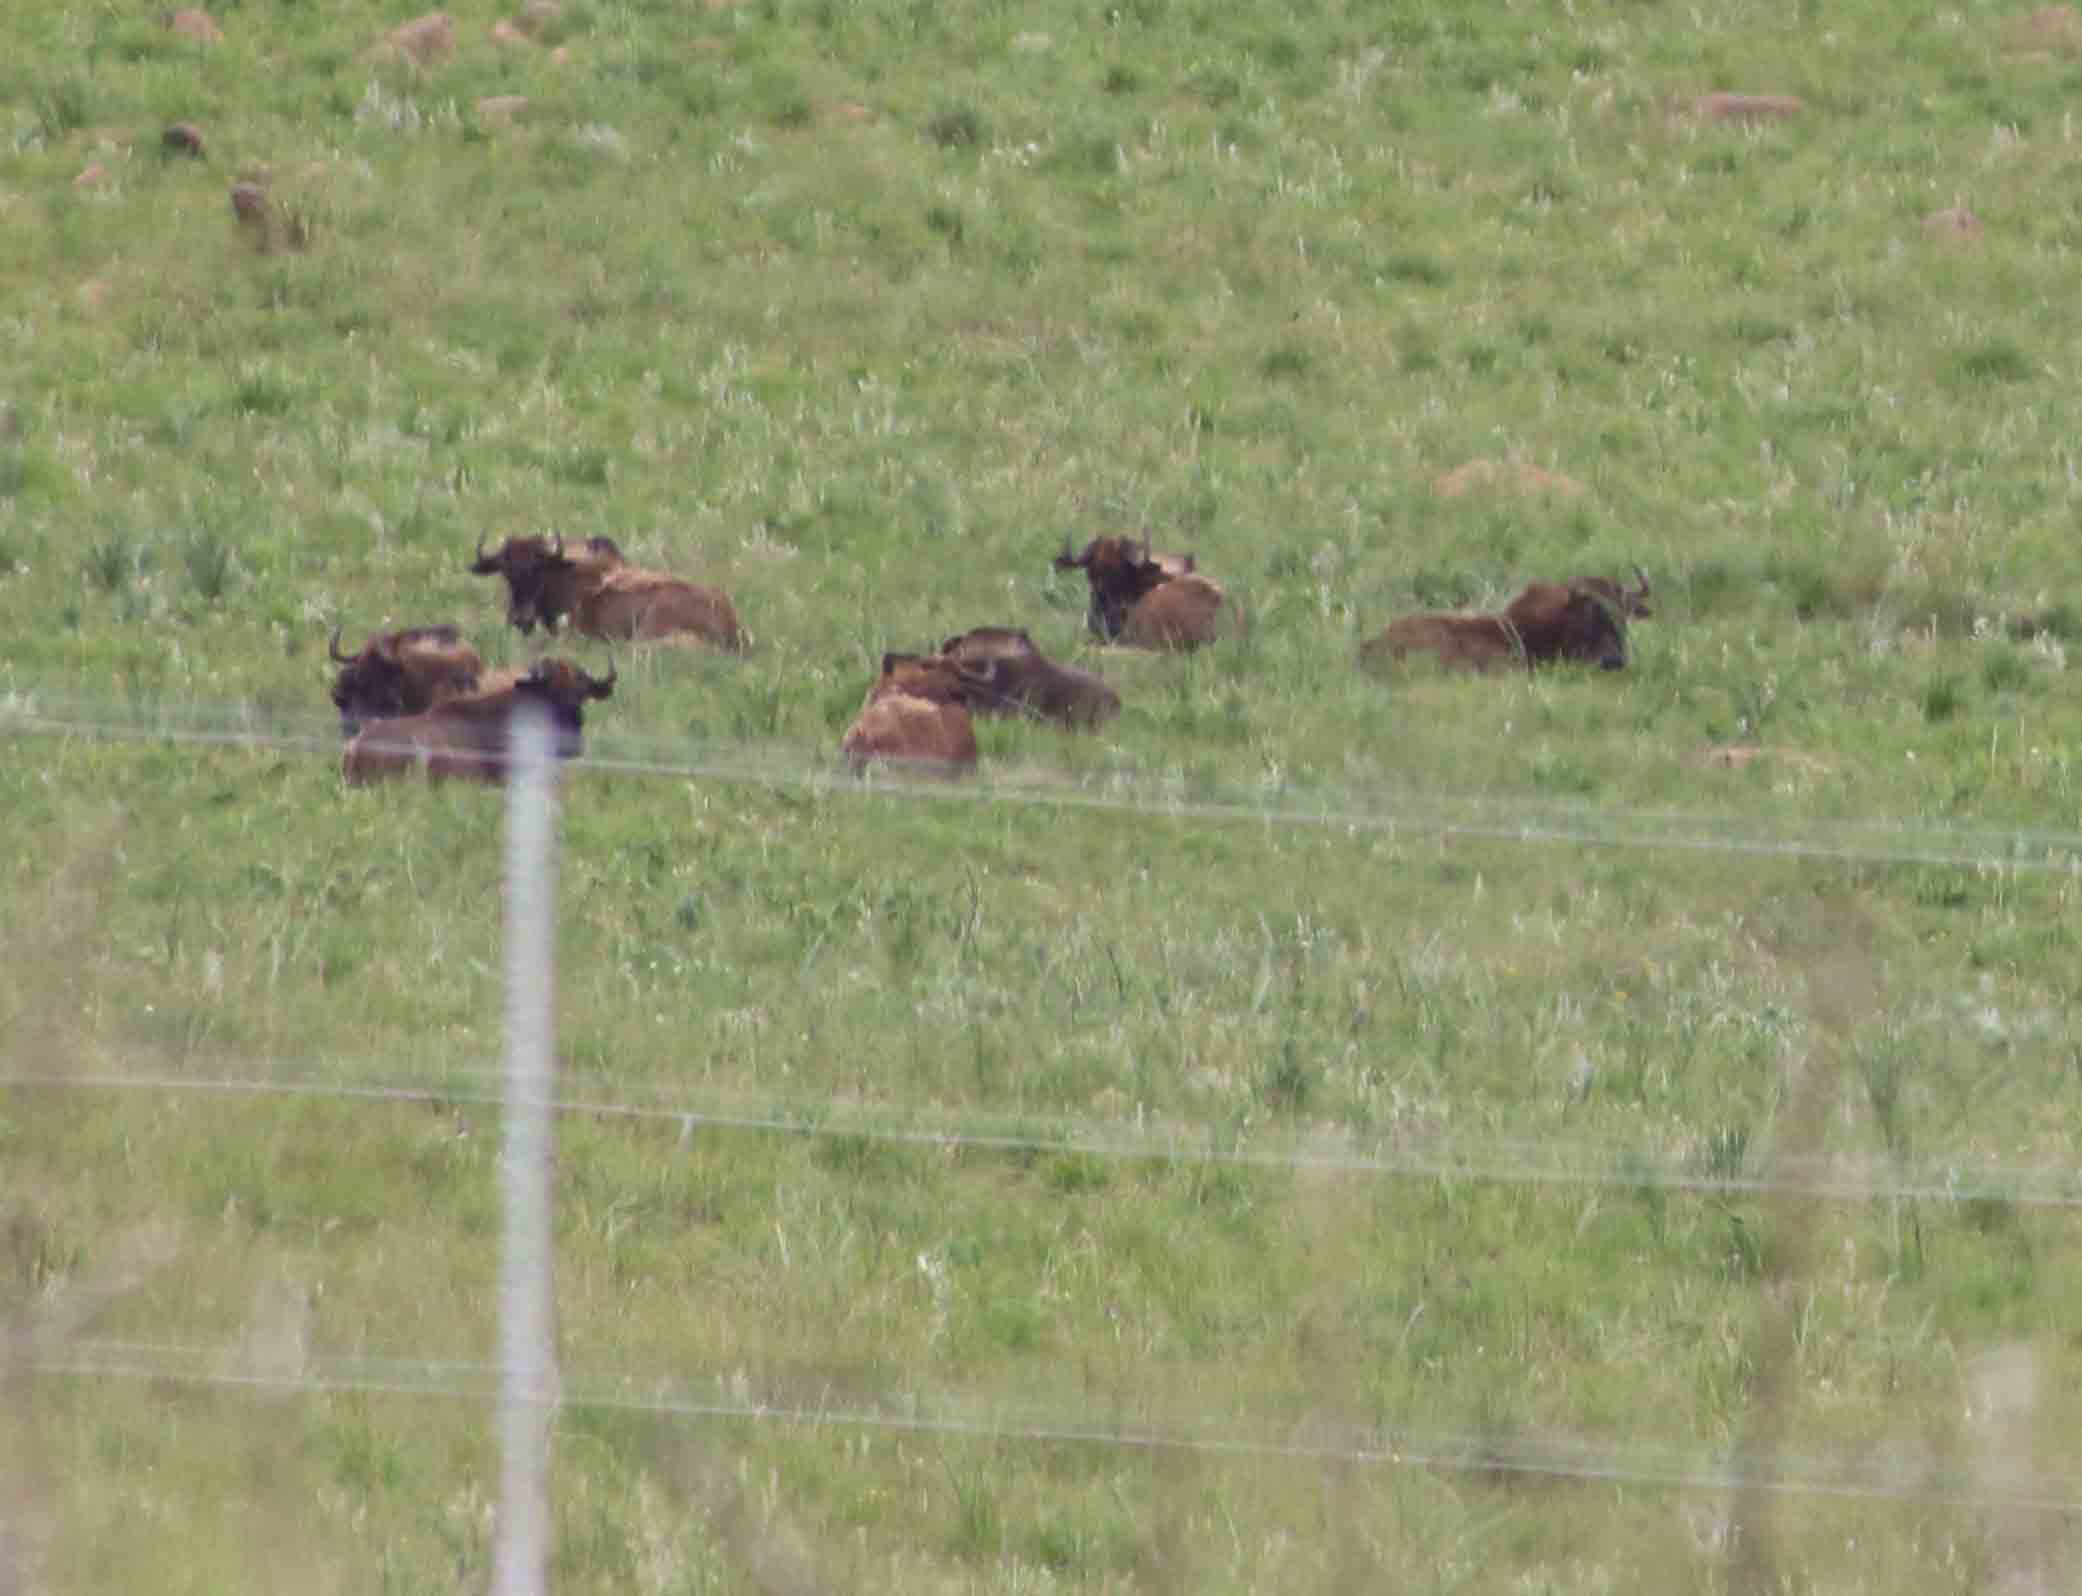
28,1337,2082,1515
13,690,2082,1580
6,696,2082,874
7,1060,2082,1208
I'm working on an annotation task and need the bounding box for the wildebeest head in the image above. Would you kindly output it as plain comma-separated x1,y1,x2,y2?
512,655,617,758
1054,535,1192,642
470,533,585,635
1571,566,1654,623
328,623,482,735
939,625,1123,727
869,650,981,707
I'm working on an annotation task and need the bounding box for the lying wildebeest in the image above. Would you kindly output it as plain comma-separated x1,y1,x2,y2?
341,658,616,785
328,624,487,736
1052,535,1237,649
470,533,744,649
938,626,1122,728
1052,534,1197,642
1360,569,1649,674
839,652,979,774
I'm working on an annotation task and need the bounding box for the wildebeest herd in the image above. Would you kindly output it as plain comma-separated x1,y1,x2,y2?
327,530,1651,783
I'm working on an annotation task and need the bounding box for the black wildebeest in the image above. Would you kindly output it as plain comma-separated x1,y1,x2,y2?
1052,535,1237,650
1360,569,1650,674
341,657,616,784
470,534,744,649
937,627,1121,729
328,624,488,736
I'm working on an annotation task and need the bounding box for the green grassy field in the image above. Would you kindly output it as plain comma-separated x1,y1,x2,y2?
7,0,2082,1589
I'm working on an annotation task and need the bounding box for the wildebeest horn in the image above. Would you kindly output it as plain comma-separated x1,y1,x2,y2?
548,531,564,560
328,625,351,663
1630,563,1651,599
473,533,489,565
1052,535,1081,572
586,660,617,699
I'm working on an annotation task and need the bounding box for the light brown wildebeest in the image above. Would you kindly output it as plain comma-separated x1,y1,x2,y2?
469,533,744,649
1051,535,1236,649
937,627,1122,729
341,657,616,784
839,652,979,775
328,624,488,736
1360,569,1649,674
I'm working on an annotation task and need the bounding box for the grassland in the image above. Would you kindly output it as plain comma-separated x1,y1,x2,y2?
6,0,2082,1589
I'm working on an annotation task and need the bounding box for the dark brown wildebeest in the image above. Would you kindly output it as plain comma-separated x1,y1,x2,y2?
328,624,487,736
341,657,616,785
470,534,744,649
839,652,979,774
1120,570,1235,650
937,627,1122,728
1361,570,1648,674
468,534,613,636
1052,534,1198,643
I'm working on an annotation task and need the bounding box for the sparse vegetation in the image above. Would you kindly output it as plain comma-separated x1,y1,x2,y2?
6,0,2082,1591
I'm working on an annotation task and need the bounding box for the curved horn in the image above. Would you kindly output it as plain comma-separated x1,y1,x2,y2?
1630,563,1651,599
1053,535,1082,572
329,625,352,663
588,659,617,698
474,532,489,564
548,531,564,560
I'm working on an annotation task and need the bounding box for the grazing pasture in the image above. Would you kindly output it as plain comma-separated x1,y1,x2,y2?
6,0,2082,1590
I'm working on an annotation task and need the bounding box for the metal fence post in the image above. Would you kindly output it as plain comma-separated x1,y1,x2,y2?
493,705,559,1596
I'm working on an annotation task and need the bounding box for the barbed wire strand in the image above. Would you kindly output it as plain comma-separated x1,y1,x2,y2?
29,1339,2082,1515
5,702,2082,874
7,1062,2082,1209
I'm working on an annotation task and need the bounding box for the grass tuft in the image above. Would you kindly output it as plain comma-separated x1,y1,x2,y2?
82,533,140,596
1921,672,1965,723
181,530,238,604
31,76,91,143
926,100,988,148
1956,339,2034,385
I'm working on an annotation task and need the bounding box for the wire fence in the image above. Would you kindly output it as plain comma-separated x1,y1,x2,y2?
5,693,2081,1588
29,1339,2082,1515
7,687,2082,872
8,1060,2082,1208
